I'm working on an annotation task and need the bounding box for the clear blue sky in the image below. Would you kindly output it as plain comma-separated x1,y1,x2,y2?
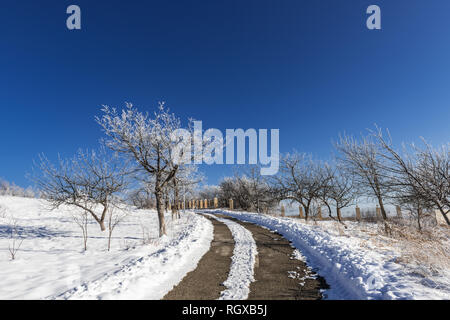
1,0,449,187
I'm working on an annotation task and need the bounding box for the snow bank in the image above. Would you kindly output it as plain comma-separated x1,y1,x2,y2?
55,213,213,300
207,209,450,300
205,214,257,300
0,196,213,300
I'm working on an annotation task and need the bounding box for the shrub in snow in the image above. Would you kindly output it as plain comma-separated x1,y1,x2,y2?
7,217,24,260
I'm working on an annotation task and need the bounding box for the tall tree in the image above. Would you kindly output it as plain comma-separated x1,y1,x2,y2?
335,133,391,221
373,127,450,226
96,102,190,236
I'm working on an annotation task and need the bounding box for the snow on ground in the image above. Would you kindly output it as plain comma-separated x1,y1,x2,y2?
207,209,450,300
204,214,257,300
0,196,213,300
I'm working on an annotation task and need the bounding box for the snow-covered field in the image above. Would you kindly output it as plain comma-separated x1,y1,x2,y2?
2,195,448,300
0,196,213,300
208,209,450,300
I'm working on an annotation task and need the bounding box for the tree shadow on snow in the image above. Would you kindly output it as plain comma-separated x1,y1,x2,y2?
0,224,70,239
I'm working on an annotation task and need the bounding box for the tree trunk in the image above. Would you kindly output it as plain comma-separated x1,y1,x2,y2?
164,190,169,213
155,188,166,237
304,205,309,221
439,208,450,225
376,196,391,235
108,233,112,251
416,208,422,232
173,179,180,219
83,229,87,251
337,207,342,223
99,220,106,232
377,196,388,220
324,202,333,218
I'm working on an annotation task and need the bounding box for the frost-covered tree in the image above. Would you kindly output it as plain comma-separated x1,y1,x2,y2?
373,127,450,226
198,185,221,200
34,148,128,231
96,102,190,236
128,184,155,209
319,164,356,223
335,133,391,221
272,153,329,220
235,166,276,212
0,179,36,198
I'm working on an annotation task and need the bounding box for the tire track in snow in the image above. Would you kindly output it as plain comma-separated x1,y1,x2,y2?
204,213,258,300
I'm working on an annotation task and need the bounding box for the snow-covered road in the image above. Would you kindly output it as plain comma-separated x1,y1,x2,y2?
207,209,450,300
204,214,257,300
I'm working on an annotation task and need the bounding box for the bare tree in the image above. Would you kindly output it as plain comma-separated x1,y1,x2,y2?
219,177,244,208
128,185,155,209
8,217,24,260
335,133,391,221
233,166,277,213
33,148,128,231
320,164,356,223
96,103,190,237
217,173,268,211
272,153,329,220
72,206,90,251
373,127,450,225
107,205,128,251
398,196,431,232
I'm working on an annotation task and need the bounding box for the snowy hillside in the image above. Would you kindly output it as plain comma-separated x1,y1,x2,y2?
0,196,213,300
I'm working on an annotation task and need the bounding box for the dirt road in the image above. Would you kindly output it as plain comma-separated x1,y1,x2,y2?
163,213,328,300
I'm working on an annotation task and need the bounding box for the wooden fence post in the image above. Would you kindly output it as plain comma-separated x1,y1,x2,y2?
281,205,285,217
355,206,361,221
396,205,402,219
229,199,234,210
204,199,208,209
317,207,322,220
376,206,382,220
299,206,304,219
214,197,218,208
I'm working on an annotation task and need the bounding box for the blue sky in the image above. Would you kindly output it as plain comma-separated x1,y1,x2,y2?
1,0,449,187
